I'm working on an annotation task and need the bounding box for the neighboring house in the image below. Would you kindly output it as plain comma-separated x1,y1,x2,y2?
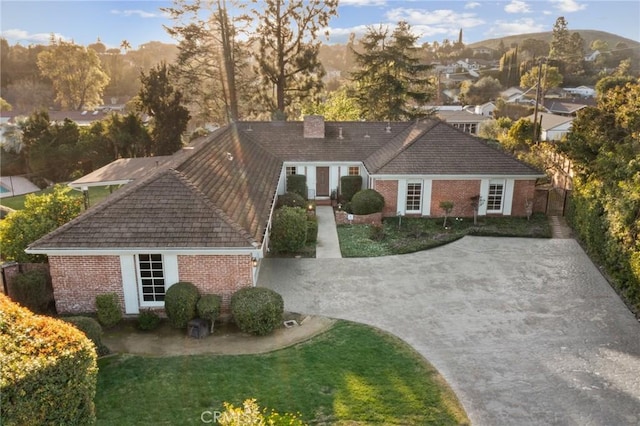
584,50,601,62
465,102,496,117
27,117,544,315
562,86,596,98
472,46,496,56
500,87,530,103
435,110,492,135
543,100,588,117
526,112,574,141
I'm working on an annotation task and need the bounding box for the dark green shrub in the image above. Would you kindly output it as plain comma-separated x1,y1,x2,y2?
277,191,306,209
95,292,122,328
270,206,307,253
65,316,109,356
11,269,50,313
0,294,97,424
137,309,161,331
164,281,200,328
306,216,318,243
340,175,362,202
230,287,284,336
197,294,222,333
369,224,385,241
286,174,307,199
351,189,385,215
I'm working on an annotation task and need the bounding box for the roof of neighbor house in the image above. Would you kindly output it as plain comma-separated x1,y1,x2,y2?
526,113,574,130
69,156,175,188
28,119,542,252
543,100,588,116
436,110,492,124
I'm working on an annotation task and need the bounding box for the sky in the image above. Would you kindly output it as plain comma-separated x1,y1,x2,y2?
1,0,639,49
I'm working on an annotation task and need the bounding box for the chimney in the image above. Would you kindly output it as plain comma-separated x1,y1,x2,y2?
303,115,325,139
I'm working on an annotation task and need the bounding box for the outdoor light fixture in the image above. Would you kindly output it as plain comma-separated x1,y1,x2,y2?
252,257,258,267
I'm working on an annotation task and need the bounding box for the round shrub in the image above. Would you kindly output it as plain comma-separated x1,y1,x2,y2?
65,316,109,356
351,189,385,215
277,191,306,208
230,287,284,336
164,281,200,329
197,294,222,333
1,295,98,424
137,309,161,331
270,206,307,253
11,269,51,313
95,292,122,328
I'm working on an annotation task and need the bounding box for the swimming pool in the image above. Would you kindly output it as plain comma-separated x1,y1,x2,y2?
0,185,10,194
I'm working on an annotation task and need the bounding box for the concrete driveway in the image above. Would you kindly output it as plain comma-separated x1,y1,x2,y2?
258,236,640,425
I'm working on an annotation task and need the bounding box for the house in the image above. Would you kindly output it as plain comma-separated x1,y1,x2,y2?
435,110,492,135
542,100,588,117
584,50,601,62
465,102,496,117
562,86,596,98
526,112,574,141
500,87,531,104
27,117,544,315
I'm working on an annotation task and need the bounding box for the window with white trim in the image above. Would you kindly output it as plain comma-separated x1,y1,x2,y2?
348,166,359,176
286,166,296,175
487,181,504,212
137,254,166,303
406,182,422,212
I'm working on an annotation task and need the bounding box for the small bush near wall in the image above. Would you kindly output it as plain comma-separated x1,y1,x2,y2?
340,175,362,202
11,269,50,313
287,175,308,199
137,309,161,331
65,316,109,356
230,287,284,336
306,216,318,243
95,293,122,328
270,206,307,253
165,282,201,328
351,189,385,215
0,294,97,425
197,294,222,333
276,191,306,209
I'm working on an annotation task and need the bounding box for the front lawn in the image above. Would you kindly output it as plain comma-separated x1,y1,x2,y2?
338,214,551,257
96,321,468,425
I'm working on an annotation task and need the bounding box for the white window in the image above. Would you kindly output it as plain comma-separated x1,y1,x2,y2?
286,166,296,176
406,182,422,212
348,166,360,176
137,254,166,304
487,181,505,213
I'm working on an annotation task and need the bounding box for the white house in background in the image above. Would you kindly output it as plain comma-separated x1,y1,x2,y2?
500,87,530,103
563,86,596,98
584,51,601,62
526,112,574,141
464,102,496,117
436,109,491,135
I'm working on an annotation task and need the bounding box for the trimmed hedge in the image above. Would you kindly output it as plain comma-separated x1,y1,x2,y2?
11,269,50,313
340,175,362,202
230,287,284,336
0,294,97,424
95,292,122,328
270,206,307,253
137,309,161,331
65,316,109,356
197,294,222,333
277,191,306,209
351,189,385,215
164,282,201,329
286,174,308,199
306,216,318,243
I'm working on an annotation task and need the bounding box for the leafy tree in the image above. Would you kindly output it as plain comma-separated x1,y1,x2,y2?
478,116,513,141
459,76,502,105
502,118,537,153
351,22,433,121
590,39,609,52
251,0,337,119
520,64,563,98
0,185,83,262
0,97,12,111
3,79,54,112
302,85,362,120
520,38,549,59
549,17,584,75
498,48,519,87
37,41,110,110
29,118,81,182
137,62,190,155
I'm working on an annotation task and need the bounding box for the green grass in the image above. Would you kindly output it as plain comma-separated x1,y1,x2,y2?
338,214,552,257
0,185,120,211
95,321,469,425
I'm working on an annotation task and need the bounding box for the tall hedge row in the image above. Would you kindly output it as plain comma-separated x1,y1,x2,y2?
286,175,308,199
0,294,98,424
340,175,362,202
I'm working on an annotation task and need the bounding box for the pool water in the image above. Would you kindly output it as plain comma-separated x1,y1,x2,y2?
0,185,9,193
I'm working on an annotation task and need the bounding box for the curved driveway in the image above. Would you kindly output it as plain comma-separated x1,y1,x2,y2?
258,236,640,425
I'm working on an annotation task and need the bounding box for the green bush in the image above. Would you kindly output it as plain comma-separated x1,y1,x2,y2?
164,282,201,329
340,175,363,202
95,292,122,328
351,189,385,215
270,206,307,253
0,294,97,425
306,216,318,243
369,224,385,241
197,294,222,333
11,269,50,313
230,287,284,336
65,316,109,356
286,174,308,199
137,309,161,331
277,191,306,209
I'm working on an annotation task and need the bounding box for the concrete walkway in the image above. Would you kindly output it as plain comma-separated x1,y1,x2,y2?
314,206,342,258
259,237,640,425
549,215,573,239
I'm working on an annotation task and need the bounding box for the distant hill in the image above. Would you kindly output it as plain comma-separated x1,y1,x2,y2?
467,30,640,52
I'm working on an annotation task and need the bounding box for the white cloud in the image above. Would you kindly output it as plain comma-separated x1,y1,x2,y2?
385,8,484,28
0,29,68,44
339,0,387,6
549,0,587,12
505,1,531,14
486,18,546,37
465,2,482,9
110,9,165,19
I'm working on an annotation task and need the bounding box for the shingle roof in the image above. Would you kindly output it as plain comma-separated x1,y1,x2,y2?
29,119,543,251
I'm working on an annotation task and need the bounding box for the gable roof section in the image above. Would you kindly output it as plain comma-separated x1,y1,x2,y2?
69,156,174,188
526,113,573,131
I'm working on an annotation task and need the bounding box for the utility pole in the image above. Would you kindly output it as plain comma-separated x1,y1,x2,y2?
531,57,545,144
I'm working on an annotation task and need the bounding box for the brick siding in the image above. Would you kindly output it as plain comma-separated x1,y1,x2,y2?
512,180,536,217
334,210,382,225
431,180,481,217
374,180,398,217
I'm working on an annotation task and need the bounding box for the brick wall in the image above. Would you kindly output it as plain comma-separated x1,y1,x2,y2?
512,180,536,217
303,115,325,138
374,180,398,217
334,210,382,225
49,255,123,314
431,180,481,217
178,255,253,311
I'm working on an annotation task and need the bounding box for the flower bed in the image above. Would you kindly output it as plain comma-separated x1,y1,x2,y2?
334,210,382,225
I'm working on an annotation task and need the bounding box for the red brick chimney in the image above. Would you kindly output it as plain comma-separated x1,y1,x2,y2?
304,115,325,139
